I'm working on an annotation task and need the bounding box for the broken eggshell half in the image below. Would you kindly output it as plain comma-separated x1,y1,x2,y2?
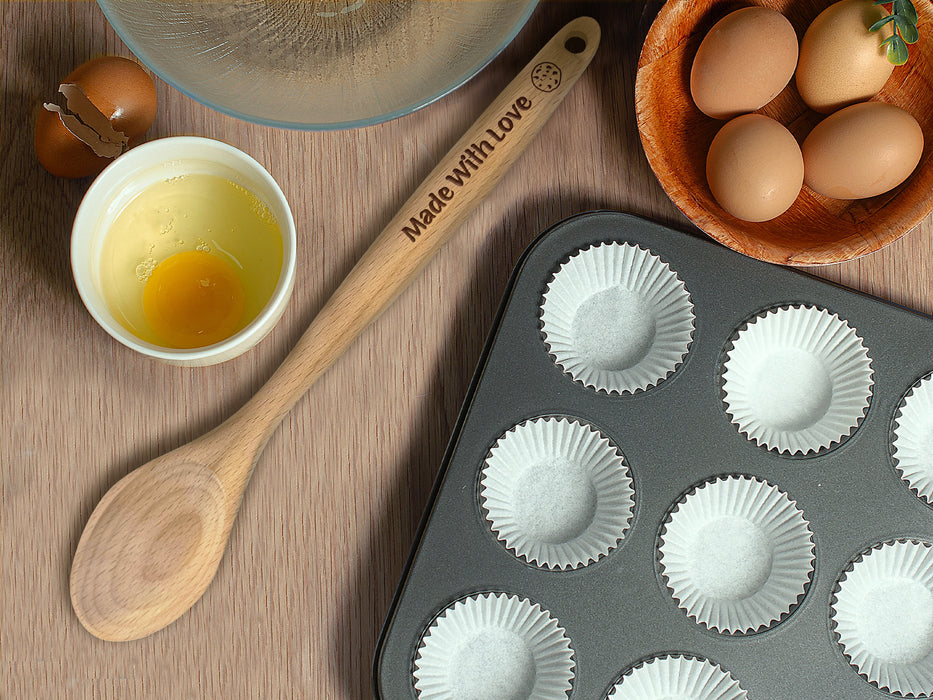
35,55,157,178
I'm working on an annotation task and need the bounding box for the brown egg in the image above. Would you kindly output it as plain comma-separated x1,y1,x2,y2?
707,114,804,222
63,56,158,140
796,0,894,114
35,55,157,178
34,108,114,179
690,7,798,120
802,102,924,199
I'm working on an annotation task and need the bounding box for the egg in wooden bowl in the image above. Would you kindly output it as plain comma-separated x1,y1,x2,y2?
635,0,933,265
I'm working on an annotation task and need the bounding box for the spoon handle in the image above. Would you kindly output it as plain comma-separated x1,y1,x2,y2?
68,18,602,644
229,17,601,450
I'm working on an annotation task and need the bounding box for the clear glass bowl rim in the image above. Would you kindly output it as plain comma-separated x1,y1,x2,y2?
97,0,539,131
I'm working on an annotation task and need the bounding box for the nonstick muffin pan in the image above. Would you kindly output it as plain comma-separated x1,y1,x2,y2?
373,211,933,699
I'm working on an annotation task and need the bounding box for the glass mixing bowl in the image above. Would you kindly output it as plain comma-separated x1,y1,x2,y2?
97,0,538,130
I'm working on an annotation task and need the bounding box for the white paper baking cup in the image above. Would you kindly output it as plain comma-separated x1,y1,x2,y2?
659,475,815,634
606,654,748,700
893,374,933,504
722,305,873,455
540,243,695,394
832,540,933,697
480,417,635,570
413,592,575,700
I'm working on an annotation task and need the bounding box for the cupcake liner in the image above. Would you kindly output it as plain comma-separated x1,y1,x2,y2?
540,243,695,394
893,374,933,504
480,417,635,570
659,475,815,634
722,304,873,455
606,654,748,700
413,592,574,700
832,540,933,697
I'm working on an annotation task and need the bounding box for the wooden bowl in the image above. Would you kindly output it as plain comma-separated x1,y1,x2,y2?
635,0,933,265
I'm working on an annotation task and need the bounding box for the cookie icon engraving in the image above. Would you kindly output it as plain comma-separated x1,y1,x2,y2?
531,62,561,92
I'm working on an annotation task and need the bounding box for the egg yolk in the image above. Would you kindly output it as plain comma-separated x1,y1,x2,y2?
143,250,246,349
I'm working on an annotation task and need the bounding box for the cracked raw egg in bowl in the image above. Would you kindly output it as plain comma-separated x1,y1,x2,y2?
71,137,296,365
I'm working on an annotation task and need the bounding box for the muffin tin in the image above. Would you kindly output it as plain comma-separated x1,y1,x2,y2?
373,211,933,699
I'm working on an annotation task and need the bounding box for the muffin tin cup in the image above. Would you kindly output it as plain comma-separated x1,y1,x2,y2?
658,475,815,635
480,416,635,570
893,373,933,505
540,242,695,394
606,654,748,700
374,212,933,699
832,539,933,698
413,592,575,700
721,304,873,455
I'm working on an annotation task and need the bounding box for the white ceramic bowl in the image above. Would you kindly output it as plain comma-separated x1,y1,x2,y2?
71,136,297,366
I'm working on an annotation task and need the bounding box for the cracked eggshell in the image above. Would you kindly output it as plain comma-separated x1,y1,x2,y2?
62,56,157,140
35,55,157,178
34,107,114,178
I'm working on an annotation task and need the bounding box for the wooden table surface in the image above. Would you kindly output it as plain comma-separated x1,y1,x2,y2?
2,1,931,698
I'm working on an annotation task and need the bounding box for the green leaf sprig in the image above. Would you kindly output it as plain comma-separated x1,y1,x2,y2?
870,0,920,66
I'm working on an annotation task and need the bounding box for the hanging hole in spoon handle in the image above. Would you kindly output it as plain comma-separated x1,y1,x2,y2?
565,34,588,54
69,18,600,643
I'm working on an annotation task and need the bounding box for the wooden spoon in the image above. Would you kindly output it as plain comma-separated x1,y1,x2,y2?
70,17,601,642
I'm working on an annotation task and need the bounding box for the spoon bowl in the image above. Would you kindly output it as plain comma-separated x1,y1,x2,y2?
72,458,230,640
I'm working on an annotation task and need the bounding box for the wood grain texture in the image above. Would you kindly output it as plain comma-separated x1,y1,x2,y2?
68,16,600,645
1,1,931,699
636,0,933,265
